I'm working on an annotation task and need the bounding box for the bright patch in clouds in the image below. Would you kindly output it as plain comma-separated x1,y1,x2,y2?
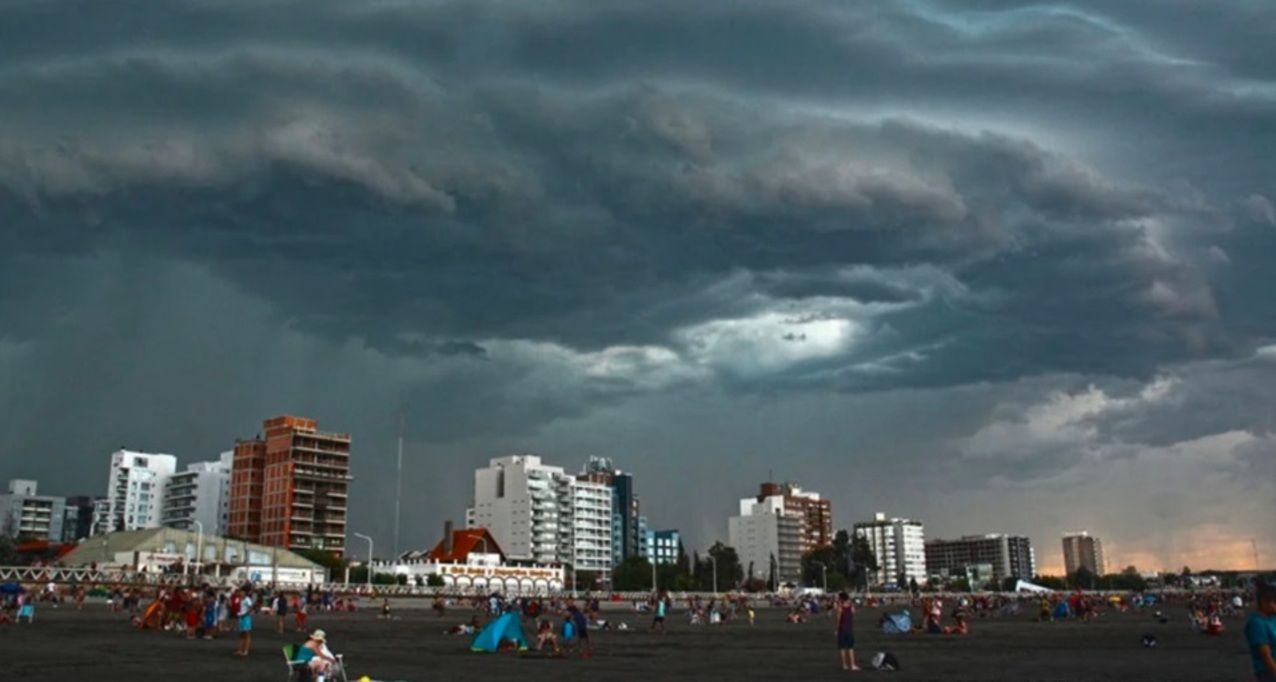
678,307,859,376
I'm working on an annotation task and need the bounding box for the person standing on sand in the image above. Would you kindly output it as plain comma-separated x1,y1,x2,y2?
274,591,289,634
651,591,669,634
1246,582,1276,681
835,592,860,672
234,589,254,657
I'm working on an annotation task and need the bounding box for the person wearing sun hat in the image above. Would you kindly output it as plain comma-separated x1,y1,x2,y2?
297,628,341,680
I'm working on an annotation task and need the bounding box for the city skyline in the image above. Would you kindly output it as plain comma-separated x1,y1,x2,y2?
0,436,1257,576
1,1,1274,576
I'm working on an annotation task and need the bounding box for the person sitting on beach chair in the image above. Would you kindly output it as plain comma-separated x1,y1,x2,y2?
535,618,561,655
294,630,343,681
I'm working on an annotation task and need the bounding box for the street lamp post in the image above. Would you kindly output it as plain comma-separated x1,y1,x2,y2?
651,558,657,592
354,533,374,590
191,521,204,580
710,554,718,595
820,562,828,592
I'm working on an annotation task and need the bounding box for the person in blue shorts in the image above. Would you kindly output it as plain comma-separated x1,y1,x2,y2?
234,589,255,657
569,605,591,659
835,592,860,671
1246,582,1276,681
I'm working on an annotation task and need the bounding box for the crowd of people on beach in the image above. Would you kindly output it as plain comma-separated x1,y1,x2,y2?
4,573,1275,679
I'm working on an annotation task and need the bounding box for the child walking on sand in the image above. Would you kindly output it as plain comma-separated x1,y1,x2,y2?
835,592,860,672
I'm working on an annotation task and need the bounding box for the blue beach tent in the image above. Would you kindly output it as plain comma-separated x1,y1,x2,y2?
470,612,530,653
882,611,912,634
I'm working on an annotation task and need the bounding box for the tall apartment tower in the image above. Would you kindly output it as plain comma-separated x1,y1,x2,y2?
757,482,833,554
228,416,351,556
228,439,266,542
98,450,177,533
729,491,802,585
579,457,641,567
1062,531,1105,576
161,451,233,536
728,481,831,586
0,479,66,542
854,512,928,587
467,455,613,577
924,534,1037,585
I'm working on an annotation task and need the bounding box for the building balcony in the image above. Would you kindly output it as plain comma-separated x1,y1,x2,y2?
291,443,351,457
293,468,353,482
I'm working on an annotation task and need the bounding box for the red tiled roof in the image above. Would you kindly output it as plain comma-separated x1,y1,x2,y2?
425,528,504,563
15,540,76,559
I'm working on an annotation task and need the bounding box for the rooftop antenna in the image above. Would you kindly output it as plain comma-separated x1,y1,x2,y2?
393,412,404,559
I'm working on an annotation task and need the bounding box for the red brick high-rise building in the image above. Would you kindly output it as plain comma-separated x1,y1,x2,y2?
227,438,266,542
758,481,833,554
227,416,351,556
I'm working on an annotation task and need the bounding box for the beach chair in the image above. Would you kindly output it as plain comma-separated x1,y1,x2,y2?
283,644,347,682
282,644,312,681
17,604,35,623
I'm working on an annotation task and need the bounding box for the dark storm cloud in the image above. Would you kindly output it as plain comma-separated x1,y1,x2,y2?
1,0,1273,566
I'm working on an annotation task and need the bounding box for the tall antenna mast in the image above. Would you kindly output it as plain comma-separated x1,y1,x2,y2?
394,412,404,558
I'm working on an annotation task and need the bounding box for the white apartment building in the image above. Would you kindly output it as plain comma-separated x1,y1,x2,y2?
854,512,927,587
161,451,232,536
0,479,66,542
729,494,802,585
561,477,613,574
467,455,612,578
98,450,177,533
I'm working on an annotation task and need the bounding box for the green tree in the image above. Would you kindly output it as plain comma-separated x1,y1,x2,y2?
1071,566,1096,590
575,570,603,591
612,556,655,591
802,545,851,591
849,533,879,589
426,574,445,587
0,534,17,565
701,541,742,591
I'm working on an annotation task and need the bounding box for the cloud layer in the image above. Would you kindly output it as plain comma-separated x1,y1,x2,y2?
1,0,1273,571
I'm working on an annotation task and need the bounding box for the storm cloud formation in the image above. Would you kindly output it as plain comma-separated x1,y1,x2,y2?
1,0,1273,571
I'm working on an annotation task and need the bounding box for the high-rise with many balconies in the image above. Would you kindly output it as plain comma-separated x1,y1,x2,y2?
227,416,351,557
0,479,66,542
161,451,233,536
98,450,178,533
467,455,613,579
1062,531,1105,576
854,512,928,587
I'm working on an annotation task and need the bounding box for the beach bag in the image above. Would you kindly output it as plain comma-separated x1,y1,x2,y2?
872,652,900,671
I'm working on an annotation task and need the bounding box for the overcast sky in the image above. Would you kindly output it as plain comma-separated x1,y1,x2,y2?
1,0,1274,573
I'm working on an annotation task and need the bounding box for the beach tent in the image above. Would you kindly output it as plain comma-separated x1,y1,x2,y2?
470,612,529,653
881,611,912,634
1014,580,1053,594
1052,602,1071,619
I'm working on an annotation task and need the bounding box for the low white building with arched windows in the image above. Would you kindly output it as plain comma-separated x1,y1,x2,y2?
372,527,565,594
